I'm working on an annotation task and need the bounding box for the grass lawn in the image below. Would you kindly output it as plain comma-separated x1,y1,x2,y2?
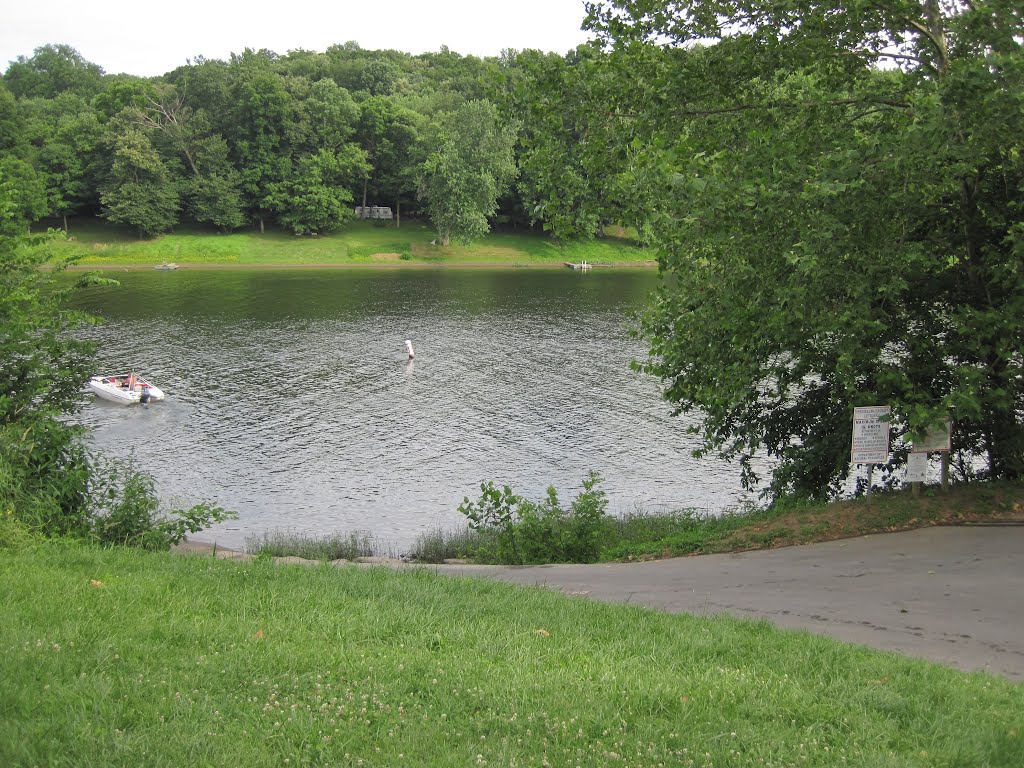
45,218,655,268
1,541,1021,767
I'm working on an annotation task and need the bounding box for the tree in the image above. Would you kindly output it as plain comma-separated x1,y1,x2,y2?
0,83,23,153
184,135,246,231
226,52,295,232
99,126,180,237
123,87,245,231
418,100,517,246
21,92,103,230
581,1,1024,497
510,47,634,239
3,44,104,100
0,178,98,532
0,157,48,234
268,146,368,234
355,96,421,224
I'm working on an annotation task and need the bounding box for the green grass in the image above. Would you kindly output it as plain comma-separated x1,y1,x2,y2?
245,530,384,561
1,541,1021,767
45,218,654,268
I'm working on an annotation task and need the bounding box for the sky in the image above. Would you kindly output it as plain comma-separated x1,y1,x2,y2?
2,0,597,77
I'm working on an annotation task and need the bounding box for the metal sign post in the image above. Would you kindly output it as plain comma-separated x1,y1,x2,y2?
852,406,891,508
911,420,953,493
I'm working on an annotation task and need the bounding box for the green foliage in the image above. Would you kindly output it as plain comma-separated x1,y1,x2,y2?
245,529,376,560
575,1,1024,499
418,100,517,245
87,455,234,550
0,191,230,550
20,92,103,225
3,44,104,100
457,480,521,562
99,126,180,237
0,156,48,233
270,146,368,234
458,472,612,564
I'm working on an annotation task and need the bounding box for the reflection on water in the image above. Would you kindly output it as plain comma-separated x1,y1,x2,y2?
72,268,754,549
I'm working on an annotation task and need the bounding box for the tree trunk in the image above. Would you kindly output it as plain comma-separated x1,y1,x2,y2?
362,178,368,210
62,213,68,233
395,198,400,229
922,0,949,75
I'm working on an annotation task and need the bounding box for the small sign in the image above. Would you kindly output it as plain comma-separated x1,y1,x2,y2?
912,421,952,453
852,406,891,464
906,451,928,483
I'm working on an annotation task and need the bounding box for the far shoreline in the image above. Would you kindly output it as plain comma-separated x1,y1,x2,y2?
63,260,660,270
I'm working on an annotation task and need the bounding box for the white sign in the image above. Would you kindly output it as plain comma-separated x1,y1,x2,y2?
851,406,891,464
912,421,952,453
906,451,928,483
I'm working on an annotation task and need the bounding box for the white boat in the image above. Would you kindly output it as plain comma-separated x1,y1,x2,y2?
87,373,166,405
154,262,179,271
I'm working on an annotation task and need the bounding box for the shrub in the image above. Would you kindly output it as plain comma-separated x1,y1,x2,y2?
87,455,234,551
457,472,612,564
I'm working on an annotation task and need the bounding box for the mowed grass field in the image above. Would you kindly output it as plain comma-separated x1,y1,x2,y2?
45,218,654,268
1,541,1021,767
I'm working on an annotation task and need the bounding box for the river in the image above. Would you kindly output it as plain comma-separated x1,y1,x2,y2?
72,267,754,550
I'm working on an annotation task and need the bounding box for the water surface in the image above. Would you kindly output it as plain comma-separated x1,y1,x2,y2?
74,268,753,549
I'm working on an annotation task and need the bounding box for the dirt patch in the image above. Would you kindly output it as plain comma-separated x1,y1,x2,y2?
369,252,403,261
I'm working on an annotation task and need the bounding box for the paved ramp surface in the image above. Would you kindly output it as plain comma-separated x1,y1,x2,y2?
437,527,1024,681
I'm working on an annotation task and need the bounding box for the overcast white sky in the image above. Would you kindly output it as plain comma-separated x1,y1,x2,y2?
2,0,596,77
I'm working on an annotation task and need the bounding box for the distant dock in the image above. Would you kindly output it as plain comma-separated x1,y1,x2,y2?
564,261,594,270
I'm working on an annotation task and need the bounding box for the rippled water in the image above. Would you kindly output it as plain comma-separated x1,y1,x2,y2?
72,268,754,549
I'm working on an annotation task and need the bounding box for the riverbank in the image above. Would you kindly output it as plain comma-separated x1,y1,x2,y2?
241,481,1024,565
3,539,1021,766
45,218,657,268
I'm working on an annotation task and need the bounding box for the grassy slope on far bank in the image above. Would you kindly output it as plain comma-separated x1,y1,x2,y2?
46,218,654,267
2,541,1021,767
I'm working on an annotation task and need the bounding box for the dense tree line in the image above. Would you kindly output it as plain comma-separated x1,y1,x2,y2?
0,42,574,243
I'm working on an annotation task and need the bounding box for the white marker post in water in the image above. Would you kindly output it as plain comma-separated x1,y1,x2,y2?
405,339,415,359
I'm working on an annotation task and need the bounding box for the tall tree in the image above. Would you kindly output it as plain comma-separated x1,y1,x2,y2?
0,157,48,234
226,51,295,232
582,0,1024,496
267,146,368,234
0,178,98,530
510,46,635,240
418,100,517,246
99,125,180,238
356,96,421,224
3,44,104,100
22,92,103,230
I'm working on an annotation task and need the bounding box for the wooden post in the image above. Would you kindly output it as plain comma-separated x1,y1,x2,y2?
940,452,949,492
866,465,873,510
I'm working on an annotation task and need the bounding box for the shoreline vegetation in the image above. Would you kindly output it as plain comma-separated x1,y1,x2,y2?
242,481,1024,565
42,217,656,269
